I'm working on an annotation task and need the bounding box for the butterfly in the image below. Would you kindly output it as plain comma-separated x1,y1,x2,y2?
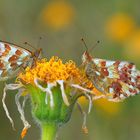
0,40,42,81
81,39,140,101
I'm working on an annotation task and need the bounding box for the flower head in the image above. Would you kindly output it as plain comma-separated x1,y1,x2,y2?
19,57,88,85
2,56,95,139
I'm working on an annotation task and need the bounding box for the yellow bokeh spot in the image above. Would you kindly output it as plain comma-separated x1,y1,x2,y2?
41,1,75,29
105,14,135,42
124,30,140,60
94,98,121,116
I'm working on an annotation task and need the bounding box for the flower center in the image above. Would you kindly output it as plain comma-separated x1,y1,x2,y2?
18,56,94,90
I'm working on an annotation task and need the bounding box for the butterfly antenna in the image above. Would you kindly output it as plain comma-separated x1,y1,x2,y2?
24,42,36,50
89,40,100,52
37,36,42,48
81,38,88,51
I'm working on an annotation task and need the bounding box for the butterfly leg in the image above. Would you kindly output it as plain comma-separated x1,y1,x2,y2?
77,102,88,134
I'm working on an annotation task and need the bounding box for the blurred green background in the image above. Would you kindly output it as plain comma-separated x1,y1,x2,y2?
0,0,140,140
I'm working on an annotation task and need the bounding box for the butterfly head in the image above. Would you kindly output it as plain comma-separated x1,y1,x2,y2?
24,42,42,59
81,38,92,64
82,51,93,64
33,48,42,59
26,48,42,68
81,38,99,64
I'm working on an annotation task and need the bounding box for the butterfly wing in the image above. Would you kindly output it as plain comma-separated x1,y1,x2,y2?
85,58,140,101
0,41,32,80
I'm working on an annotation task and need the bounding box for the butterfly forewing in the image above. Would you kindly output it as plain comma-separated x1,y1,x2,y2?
83,54,140,101
0,41,32,80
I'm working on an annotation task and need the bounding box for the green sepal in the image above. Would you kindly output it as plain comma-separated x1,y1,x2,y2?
26,84,79,125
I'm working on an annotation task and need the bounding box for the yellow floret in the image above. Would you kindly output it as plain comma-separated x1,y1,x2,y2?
18,56,94,91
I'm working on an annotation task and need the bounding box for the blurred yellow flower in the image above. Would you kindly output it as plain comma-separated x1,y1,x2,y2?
40,1,75,30
124,30,140,60
94,98,121,116
105,14,135,42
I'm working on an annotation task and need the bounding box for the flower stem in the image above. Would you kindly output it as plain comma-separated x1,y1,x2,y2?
41,122,58,140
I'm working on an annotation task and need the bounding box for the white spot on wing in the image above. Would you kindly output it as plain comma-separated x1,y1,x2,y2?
0,70,3,75
0,43,5,55
95,71,100,76
105,61,115,67
17,62,22,65
109,88,114,93
93,58,100,65
120,94,125,99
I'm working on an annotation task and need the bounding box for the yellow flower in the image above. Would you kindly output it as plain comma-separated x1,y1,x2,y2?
18,57,93,89
40,1,75,30
124,30,140,61
3,56,95,139
105,14,135,42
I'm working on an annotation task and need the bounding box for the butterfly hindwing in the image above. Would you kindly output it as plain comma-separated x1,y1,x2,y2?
85,57,140,101
0,41,32,80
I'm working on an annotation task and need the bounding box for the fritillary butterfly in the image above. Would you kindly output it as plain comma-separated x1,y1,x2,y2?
81,39,140,101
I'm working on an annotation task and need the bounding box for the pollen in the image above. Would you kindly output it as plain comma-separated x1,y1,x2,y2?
18,56,94,90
